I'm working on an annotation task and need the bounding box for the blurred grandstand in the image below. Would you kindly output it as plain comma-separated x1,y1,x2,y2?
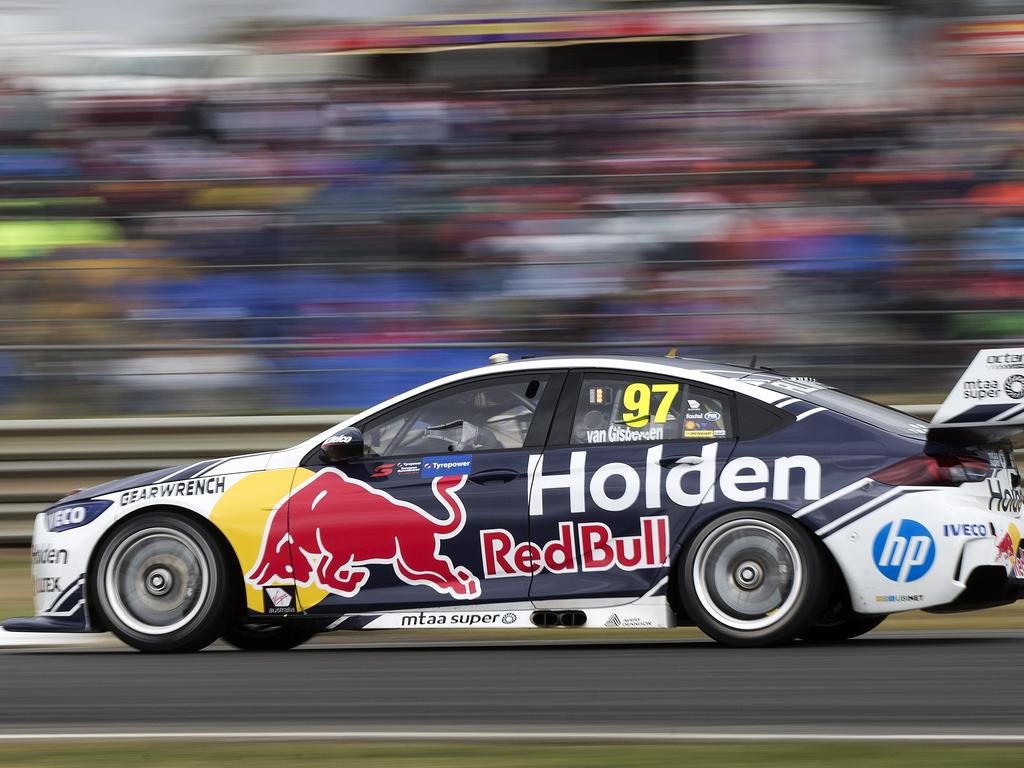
0,2,1022,416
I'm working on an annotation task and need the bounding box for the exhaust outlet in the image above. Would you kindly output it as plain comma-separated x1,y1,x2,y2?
558,610,587,627
530,610,588,627
530,610,560,628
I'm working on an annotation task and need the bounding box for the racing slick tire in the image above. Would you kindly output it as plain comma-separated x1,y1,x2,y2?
680,510,828,647
91,511,232,653
222,622,318,651
799,614,885,643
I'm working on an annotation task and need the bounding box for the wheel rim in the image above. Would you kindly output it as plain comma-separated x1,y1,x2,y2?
103,527,211,636
692,519,803,632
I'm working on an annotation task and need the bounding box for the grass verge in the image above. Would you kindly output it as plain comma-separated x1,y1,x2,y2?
0,741,1017,768
0,549,32,620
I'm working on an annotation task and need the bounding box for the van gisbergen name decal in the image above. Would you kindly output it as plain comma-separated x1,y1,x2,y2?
120,476,227,506
528,443,821,516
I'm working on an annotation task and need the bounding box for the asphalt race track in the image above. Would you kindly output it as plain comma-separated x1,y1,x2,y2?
0,632,1018,736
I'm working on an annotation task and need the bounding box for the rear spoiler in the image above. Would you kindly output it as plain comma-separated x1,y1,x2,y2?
930,348,1024,446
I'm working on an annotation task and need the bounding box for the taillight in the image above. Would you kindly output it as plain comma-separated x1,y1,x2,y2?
871,453,990,487
957,455,994,483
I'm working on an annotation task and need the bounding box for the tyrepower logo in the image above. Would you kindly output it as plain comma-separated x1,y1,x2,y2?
481,517,669,578
527,443,821,517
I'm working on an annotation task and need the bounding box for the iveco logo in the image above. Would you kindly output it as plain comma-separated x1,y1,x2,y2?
44,500,111,533
46,506,86,530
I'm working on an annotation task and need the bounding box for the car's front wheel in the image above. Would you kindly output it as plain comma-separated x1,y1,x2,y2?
679,510,827,647
222,621,317,651
91,511,231,653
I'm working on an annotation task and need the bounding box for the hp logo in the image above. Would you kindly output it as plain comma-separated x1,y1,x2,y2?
872,519,935,583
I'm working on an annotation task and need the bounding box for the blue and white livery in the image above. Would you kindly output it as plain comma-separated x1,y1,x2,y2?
5,349,1023,651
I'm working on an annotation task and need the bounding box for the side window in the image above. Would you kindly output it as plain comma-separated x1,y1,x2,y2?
362,375,549,457
735,392,794,439
571,375,732,446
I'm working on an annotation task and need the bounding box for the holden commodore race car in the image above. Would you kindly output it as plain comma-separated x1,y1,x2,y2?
5,349,1023,652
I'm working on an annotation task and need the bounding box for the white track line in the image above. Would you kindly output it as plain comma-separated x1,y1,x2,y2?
0,629,116,649
1,730,1024,743
4,628,1024,653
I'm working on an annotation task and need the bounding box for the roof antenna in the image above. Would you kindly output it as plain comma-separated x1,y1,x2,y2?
749,354,758,368
665,347,678,359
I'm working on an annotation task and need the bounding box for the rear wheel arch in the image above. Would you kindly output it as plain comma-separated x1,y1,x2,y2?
668,506,819,616
796,519,884,637
672,507,830,645
669,508,860,632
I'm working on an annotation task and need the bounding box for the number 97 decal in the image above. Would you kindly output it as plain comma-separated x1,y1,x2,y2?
622,382,679,428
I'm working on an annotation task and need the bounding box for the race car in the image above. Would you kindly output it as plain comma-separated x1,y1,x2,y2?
5,349,1023,652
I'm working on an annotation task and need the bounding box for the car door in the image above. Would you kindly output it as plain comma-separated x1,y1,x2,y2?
527,370,738,606
286,370,564,616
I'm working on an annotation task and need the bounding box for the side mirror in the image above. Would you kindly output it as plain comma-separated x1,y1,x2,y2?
320,427,364,464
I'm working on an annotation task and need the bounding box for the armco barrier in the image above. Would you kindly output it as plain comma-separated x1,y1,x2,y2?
0,414,342,545
0,405,1009,546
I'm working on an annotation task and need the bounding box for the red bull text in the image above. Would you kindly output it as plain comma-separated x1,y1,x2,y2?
481,517,669,578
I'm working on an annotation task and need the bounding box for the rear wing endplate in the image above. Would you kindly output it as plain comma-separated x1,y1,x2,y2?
930,348,1024,445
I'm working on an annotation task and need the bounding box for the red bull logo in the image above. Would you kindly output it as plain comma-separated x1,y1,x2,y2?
247,470,481,600
995,523,1023,577
997,532,1015,561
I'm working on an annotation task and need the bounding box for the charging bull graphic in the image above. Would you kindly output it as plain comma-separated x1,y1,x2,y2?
247,469,481,600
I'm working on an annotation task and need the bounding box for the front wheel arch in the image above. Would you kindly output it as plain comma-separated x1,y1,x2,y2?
86,504,246,633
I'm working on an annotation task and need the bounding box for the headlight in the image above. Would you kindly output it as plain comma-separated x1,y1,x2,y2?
43,500,113,533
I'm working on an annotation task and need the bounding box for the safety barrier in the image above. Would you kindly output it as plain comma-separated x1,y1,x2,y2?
0,414,341,545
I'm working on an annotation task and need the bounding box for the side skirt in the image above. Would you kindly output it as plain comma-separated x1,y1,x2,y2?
322,593,675,632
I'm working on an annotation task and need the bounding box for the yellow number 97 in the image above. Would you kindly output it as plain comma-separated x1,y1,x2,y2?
622,383,651,427
622,382,679,428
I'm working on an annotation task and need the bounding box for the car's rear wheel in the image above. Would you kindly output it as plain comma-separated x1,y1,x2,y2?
800,614,885,643
92,511,231,653
680,510,827,647
222,621,317,651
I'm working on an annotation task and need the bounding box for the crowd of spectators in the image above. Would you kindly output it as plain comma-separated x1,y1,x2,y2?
0,51,1022,416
